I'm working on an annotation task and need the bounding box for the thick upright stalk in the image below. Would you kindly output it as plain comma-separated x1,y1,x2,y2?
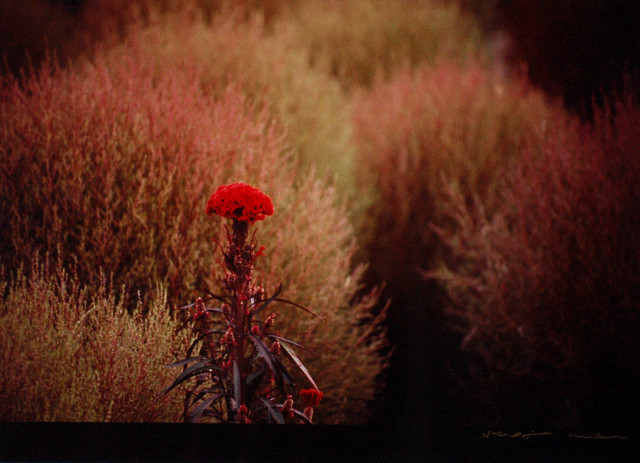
225,220,252,421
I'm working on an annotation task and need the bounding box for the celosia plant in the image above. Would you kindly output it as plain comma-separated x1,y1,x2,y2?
162,182,324,423
205,182,275,224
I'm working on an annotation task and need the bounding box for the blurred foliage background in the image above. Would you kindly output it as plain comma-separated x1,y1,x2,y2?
2,0,639,435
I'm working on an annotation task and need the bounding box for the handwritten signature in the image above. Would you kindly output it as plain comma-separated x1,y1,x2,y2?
481,431,552,440
481,431,628,440
568,433,628,440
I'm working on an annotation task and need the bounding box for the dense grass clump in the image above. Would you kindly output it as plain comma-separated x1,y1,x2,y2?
0,258,187,421
0,53,282,305
352,60,551,300
0,37,386,422
432,94,640,428
349,59,554,427
280,0,486,90
96,6,357,199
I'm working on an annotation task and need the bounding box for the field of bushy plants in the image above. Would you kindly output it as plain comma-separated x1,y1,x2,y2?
2,0,638,440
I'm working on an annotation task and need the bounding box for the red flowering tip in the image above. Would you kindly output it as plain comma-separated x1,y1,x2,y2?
238,404,251,424
299,389,324,408
252,245,266,262
205,182,274,224
303,406,314,422
265,312,276,329
270,340,281,355
192,297,206,320
223,327,236,346
281,395,293,412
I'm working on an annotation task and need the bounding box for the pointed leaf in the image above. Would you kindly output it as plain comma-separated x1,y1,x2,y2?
187,393,224,423
251,284,282,315
247,335,294,391
232,359,241,413
274,298,324,319
291,408,313,424
178,295,224,310
178,301,198,310
253,335,295,386
187,386,222,407
160,359,216,395
267,335,318,356
165,356,209,368
186,329,226,357
206,292,230,305
246,366,265,386
280,342,318,390
247,335,280,385
259,397,284,424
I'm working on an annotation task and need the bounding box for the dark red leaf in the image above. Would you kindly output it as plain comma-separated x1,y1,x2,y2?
291,408,313,424
280,342,318,390
164,356,208,369
232,359,241,414
186,329,227,358
251,284,282,315
267,335,318,356
259,397,284,424
160,359,217,396
273,298,324,319
247,335,294,391
187,393,224,423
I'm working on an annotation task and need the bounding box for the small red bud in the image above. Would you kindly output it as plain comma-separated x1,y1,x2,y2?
265,312,276,329
281,395,293,412
238,404,251,424
193,297,206,320
223,327,236,346
252,245,266,263
270,340,281,355
303,406,314,422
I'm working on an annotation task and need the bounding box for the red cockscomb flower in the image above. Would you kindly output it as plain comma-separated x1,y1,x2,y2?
205,182,274,224
299,389,324,408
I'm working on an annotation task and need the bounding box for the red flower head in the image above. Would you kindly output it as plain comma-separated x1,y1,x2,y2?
206,182,274,224
299,389,324,408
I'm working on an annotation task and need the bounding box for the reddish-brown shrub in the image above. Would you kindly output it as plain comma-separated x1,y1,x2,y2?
279,0,487,90
0,36,386,422
0,53,281,305
93,4,358,201
352,60,551,297
0,257,187,421
432,94,640,427
350,59,553,426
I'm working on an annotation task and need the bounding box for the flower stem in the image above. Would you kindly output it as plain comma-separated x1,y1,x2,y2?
225,219,253,421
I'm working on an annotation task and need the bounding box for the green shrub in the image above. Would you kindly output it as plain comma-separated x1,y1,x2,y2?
279,0,487,90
